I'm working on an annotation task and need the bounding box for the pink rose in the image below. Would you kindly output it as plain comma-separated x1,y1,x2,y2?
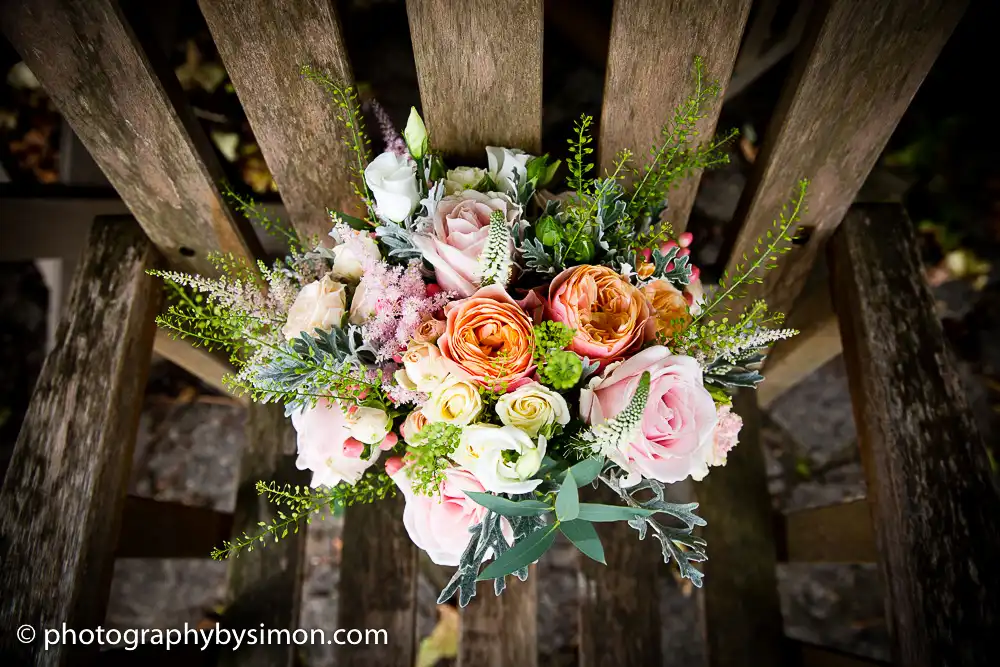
291,399,381,488
412,190,517,297
388,461,512,566
579,346,718,483
708,403,742,467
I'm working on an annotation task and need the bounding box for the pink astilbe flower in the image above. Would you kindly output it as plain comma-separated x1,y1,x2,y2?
356,258,452,362
370,99,407,157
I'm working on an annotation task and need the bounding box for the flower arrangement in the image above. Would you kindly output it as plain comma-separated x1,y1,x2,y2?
154,58,805,606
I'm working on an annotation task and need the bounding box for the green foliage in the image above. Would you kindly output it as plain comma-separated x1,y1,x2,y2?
300,64,375,221
555,471,580,520
532,321,583,389
566,114,595,194
407,422,463,495
478,522,558,582
559,519,605,564
210,472,396,560
465,492,552,516
223,184,302,251
696,179,809,323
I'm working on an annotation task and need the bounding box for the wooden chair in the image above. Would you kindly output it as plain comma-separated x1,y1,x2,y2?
1,1,997,666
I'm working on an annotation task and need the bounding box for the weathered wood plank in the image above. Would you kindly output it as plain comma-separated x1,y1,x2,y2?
725,0,813,101
600,0,751,233
579,485,662,667
116,495,234,559
0,216,160,666
219,402,308,667
153,329,246,403
829,204,1000,667
406,0,543,157
337,495,418,667
758,265,840,408
780,500,876,564
698,389,788,667
791,641,889,667
197,0,361,241
720,0,966,317
458,570,537,667
0,0,262,275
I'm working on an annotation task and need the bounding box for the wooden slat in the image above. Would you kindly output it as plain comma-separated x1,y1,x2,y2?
458,571,537,667
829,204,1000,667
0,216,160,666
600,0,751,233
197,0,361,241
720,0,966,317
758,265,841,407
0,0,262,276
791,641,889,667
337,496,418,667
579,484,662,666
116,495,234,559
780,500,876,564
406,0,543,157
698,389,788,667
153,329,247,403
725,0,813,101
219,402,308,667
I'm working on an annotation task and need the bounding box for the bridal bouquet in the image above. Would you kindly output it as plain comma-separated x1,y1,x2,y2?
154,59,804,606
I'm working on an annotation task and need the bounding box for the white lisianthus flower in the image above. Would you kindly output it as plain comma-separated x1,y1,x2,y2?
486,146,532,195
364,151,420,222
423,375,483,425
453,424,546,494
393,341,450,393
330,234,381,282
281,274,347,341
442,166,487,195
345,406,392,445
495,381,571,438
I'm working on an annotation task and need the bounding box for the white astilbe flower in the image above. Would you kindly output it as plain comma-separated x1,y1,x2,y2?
572,371,651,458
476,210,513,287
713,326,798,363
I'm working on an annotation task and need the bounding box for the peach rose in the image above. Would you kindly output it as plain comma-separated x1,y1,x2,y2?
400,409,428,444
643,279,692,341
546,265,650,362
579,346,718,483
413,317,447,343
439,284,535,388
282,274,347,341
388,461,512,566
411,190,518,297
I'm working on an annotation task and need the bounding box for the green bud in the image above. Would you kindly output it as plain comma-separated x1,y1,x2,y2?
540,159,561,188
534,216,562,246
403,107,428,160
542,351,583,390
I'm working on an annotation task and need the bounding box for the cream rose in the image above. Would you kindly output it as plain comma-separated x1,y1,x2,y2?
331,234,381,282
282,274,347,341
452,424,546,494
345,406,392,445
423,375,483,425
400,409,428,444
393,341,450,393
443,166,487,195
364,150,420,222
486,146,532,195
348,279,379,325
495,381,570,437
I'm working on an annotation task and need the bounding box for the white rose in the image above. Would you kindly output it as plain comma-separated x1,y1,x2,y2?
364,151,420,223
453,424,546,494
394,342,450,393
486,146,532,195
348,279,379,325
495,381,570,437
442,166,487,195
331,234,381,282
423,375,482,425
345,406,392,445
282,274,347,341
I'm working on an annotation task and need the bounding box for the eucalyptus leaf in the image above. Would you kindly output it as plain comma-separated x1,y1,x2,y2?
568,458,603,486
559,519,605,564
465,492,552,517
576,502,657,522
477,523,557,581
555,471,580,521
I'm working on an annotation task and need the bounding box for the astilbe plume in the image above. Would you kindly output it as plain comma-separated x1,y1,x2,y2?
370,99,407,157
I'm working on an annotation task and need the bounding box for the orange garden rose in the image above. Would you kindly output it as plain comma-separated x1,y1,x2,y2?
546,265,650,361
438,284,535,387
643,279,692,341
